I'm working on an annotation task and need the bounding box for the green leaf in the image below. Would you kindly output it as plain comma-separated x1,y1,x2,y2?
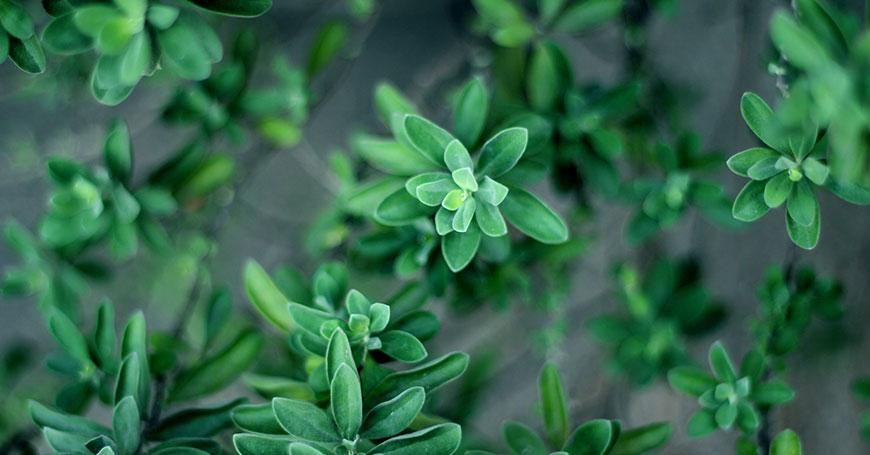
801,157,828,185
360,386,425,440
404,115,454,166
441,225,482,272
526,41,569,111
376,188,435,226
786,202,820,250
8,35,45,73
44,427,92,453
417,178,460,207
147,5,179,29
185,0,272,17
368,352,469,405
0,30,8,63
540,364,568,448
148,398,246,440
445,140,474,173
289,443,325,455
764,173,792,208
118,31,150,86
347,177,406,216
48,310,92,368
686,408,717,437
732,180,770,222
352,134,436,175
454,77,489,147
330,363,363,439
230,404,285,435
503,421,548,455
243,373,315,402
272,397,341,442
715,401,738,429
326,327,355,383
736,401,759,434
42,13,93,54
552,0,624,33
244,260,295,332
104,118,132,182
288,302,334,336
750,381,795,405
233,434,292,455
306,20,347,77
500,186,567,243
477,128,528,178
28,401,109,437
740,93,788,154
727,148,780,177
368,423,461,455
0,0,34,39
112,396,140,455
708,342,736,382
169,329,263,402
787,179,816,226
609,422,672,455
746,157,781,180
452,197,476,232
374,82,417,129
477,176,509,206
770,10,829,70
157,13,221,81
562,419,613,455
115,353,141,405
770,429,801,455
378,330,428,362
826,178,870,205
475,200,507,236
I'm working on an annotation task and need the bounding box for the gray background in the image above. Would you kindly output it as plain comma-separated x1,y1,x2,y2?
2,0,870,453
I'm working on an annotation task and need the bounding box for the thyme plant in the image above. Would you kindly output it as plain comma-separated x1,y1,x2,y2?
5,1,870,455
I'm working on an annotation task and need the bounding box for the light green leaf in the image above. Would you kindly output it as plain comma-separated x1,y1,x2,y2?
562,419,613,455
360,386,425,440
378,330,427,362
770,429,801,455
330,363,363,439
732,180,770,222
112,396,140,455
740,93,788,154
474,200,507,236
272,397,341,442
787,179,816,226
503,421,548,455
500,186,567,243
375,188,434,226
326,327,355,383
540,364,568,448
609,422,672,455
727,148,779,177
454,77,489,147
552,0,624,33
441,225,481,272
368,423,461,455
244,260,295,332
404,115,455,166
367,352,469,405
763,173,792,208
477,128,528,178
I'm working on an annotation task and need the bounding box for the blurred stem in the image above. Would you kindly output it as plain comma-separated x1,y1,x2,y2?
756,241,799,453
